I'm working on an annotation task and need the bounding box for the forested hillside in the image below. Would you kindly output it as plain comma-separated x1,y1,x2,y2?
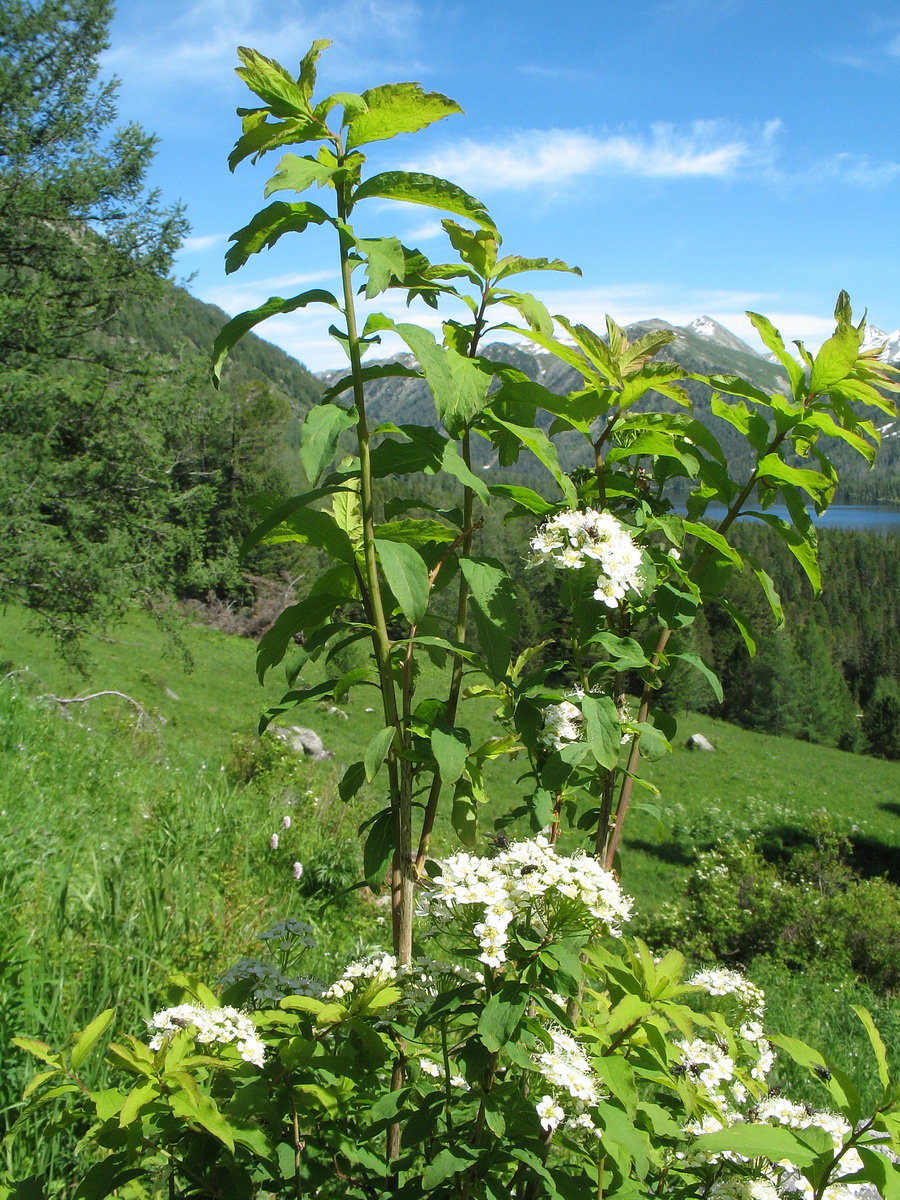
0,0,323,642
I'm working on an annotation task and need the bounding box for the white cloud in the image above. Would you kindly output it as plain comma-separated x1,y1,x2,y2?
179,234,225,253
106,0,424,90
413,121,780,192
818,153,900,187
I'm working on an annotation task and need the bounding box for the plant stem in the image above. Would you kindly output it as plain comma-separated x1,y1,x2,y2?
600,425,790,868
336,168,412,964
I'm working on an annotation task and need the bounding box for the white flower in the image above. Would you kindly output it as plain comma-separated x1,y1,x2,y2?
148,1003,266,1067
539,700,584,751
292,861,304,880
530,508,644,609
536,1095,565,1131
269,833,279,850
282,815,292,829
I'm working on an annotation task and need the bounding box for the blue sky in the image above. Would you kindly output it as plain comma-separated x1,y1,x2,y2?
104,0,900,371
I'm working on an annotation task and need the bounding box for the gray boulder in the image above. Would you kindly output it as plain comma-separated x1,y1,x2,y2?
685,733,715,752
274,725,333,761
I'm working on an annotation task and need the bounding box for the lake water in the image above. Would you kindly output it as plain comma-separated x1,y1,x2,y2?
681,503,900,534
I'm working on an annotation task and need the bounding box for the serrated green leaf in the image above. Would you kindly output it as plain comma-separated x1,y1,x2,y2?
235,46,310,118
225,201,331,274
487,416,577,505
353,170,495,232
212,290,339,383
346,83,462,150
355,236,406,298
264,153,336,197
747,311,806,394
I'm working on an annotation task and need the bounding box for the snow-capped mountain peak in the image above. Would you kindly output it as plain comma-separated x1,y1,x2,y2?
684,315,760,357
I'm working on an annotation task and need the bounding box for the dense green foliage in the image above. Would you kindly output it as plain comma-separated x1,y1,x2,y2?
0,1,326,644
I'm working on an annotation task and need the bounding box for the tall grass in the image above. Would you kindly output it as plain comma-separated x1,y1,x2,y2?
0,679,377,1184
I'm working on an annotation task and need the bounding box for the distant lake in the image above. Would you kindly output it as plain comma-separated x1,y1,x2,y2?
679,503,900,534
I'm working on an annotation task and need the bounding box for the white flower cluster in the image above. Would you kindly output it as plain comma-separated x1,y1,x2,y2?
148,1003,265,1068
689,967,766,1018
530,508,644,608
322,952,398,1002
420,836,632,968
218,958,322,1006
539,701,583,751
534,1026,600,1106
532,1026,603,1137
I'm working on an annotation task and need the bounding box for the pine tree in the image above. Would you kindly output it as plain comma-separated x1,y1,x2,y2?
862,677,900,761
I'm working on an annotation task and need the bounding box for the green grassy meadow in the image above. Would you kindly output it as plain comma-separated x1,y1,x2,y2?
2,603,900,1174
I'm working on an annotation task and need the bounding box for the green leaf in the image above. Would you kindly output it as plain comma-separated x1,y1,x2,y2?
258,503,357,563
235,46,310,118
852,1148,900,1200
422,1147,477,1190
460,557,519,682
118,1082,158,1127
375,538,430,624
296,38,330,104
488,416,577,505
352,239,402,301
431,727,470,785
669,652,723,703
440,439,490,502
496,288,554,335
493,254,581,283
594,1057,638,1117
363,808,396,888
11,1038,59,1068
586,632,651,669
300,404,357,485
224,201,332,273
364,727,394,783
757,453,834,502
451,789,478,846
810,324,860,392
353,171,496,232
264,153,336,197
340,760,367,804
747,311,806,394
682,520,742,565
256,594,344,681
741,552,784,627
320,361,422,403
368,316,493,436
242,487,349,555
749,512,821,594
212,289,339,383
695,1123,822,1166
719,597,756,655
375,519,456,547
346,83,462,150
477,982,530,1052
852,1005,890,1090
487,484,555,517
169,1089,235,1151
70,1009,115,1070
581,694,622,770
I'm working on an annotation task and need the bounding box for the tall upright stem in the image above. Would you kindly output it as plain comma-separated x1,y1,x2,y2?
335,181,412,964
599,426,791,868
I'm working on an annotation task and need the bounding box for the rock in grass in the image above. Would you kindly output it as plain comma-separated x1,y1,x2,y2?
685,733,715,751
274,726,333,761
